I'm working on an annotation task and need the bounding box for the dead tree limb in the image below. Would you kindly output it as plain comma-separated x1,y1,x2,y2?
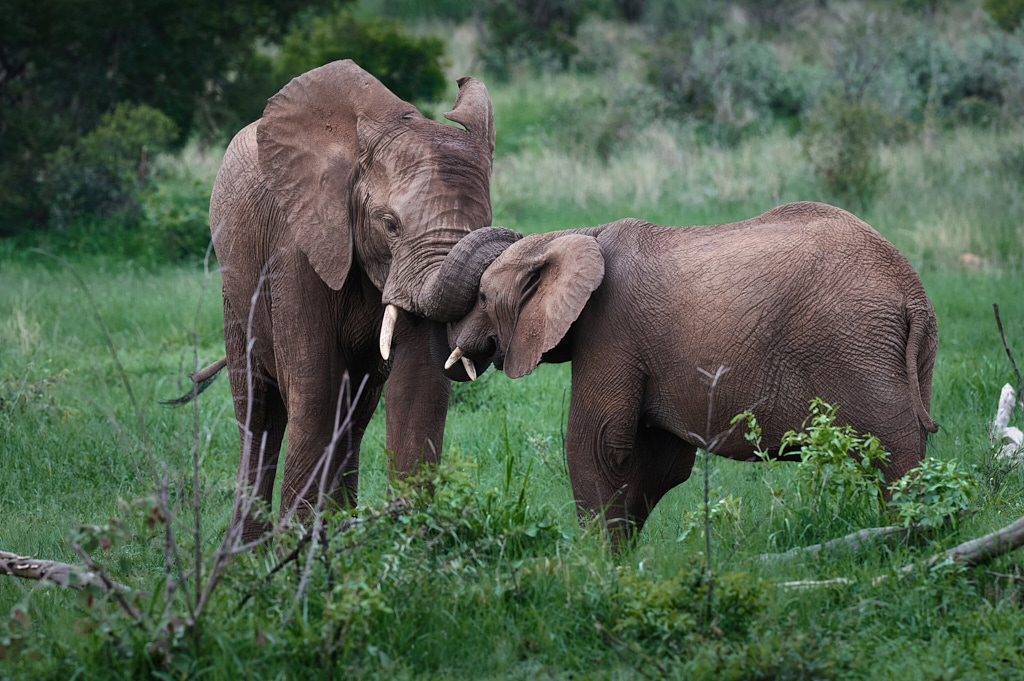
0,550,134,596
776,514,1024,590
912,513,1024,570
759,523,930,562
994,303,1022,409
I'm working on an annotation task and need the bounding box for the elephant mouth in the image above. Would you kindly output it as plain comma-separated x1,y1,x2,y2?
428,320,494,382
450,338,501,378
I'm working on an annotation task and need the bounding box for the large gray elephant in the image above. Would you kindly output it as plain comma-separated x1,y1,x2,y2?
446,202,939,546
185,60,518,541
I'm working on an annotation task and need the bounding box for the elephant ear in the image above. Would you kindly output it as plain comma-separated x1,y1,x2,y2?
504,235,605,379
257,60,414,291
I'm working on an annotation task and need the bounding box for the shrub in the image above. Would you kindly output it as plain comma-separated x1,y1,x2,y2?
645,26,812,144
734,399,890,523
609,561,768,654
478,0,589,78
802,95,889,209
140,173,213,264
890,457,980,527
641,0,725,40
377,0,475,21
782,399,890,516
41,103,178,229
276,10,447,105
543,83,664,161
983,0,1024,31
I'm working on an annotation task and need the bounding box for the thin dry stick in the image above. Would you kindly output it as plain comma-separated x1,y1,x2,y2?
994,303,1022,409
69,544,142,621
687,365,737,629
187,238,217,654
291,373,369,613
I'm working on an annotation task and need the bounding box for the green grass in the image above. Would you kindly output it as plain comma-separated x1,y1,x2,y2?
3,236,1024,678
4,65,1024,681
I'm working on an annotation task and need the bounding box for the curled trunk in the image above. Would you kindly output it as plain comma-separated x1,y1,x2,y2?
417,227,522,322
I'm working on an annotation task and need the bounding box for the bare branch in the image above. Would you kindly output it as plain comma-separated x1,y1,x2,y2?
759,523,930,562
916,513,1024,570
0,551,135,597
993,303,1023,409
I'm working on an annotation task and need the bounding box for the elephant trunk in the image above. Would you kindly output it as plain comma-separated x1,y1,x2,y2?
417,227,522,323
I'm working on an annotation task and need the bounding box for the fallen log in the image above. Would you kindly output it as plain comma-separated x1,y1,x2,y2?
0,550,133,595
914,512,1024,570
777,513,1024,590
759,523,930,562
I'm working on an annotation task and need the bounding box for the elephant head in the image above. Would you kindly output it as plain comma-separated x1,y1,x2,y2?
447,231,605,379
256,60,517,358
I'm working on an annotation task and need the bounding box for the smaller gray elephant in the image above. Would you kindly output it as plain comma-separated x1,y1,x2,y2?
446,202,939,545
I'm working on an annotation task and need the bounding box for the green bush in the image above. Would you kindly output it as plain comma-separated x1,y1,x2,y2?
802,95,889,209
479,0,589,79
890,457,980,528
140,173,213,264
41,103,178,229
641,0,725,39
609,562,768,654
277,10,447,105
544,83,663,161
783,399,890,516
375,0,475,21
984,0,1024,31
645,26,815,143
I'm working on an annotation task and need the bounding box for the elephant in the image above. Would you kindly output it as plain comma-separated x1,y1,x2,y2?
180,60,520,542
445,202,939,546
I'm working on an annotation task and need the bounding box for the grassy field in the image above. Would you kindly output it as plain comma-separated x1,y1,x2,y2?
4,21,1024,679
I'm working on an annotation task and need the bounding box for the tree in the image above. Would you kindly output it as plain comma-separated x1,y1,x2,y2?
0,0,341,234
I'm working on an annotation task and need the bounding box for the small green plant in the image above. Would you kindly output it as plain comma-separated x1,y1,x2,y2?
734,400,889,521
676,492,743,544
890,457,980,528
785,399,890,515
609,561,768,654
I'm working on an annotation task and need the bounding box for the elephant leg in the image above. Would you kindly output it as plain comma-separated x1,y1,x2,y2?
223,296,287,543
564,368,646,547
622,424,698,539
385,319,450,477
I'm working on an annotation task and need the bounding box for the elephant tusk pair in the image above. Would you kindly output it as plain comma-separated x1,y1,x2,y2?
380,304,399,361
380,306,476,381
445,347,477,381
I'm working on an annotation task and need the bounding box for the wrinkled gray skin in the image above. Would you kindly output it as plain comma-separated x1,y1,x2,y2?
448,202,939,547
204,60,516,542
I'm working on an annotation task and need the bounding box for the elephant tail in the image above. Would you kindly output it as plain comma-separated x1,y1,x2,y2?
905,306,939,434
161,357,228,406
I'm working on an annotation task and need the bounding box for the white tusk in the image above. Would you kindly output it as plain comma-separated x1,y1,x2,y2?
379,304,399,360
462,356,477,381
445,347,464,370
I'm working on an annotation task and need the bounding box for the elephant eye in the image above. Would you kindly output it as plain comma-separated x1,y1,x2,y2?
479,291,487,309
381,214,400,236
